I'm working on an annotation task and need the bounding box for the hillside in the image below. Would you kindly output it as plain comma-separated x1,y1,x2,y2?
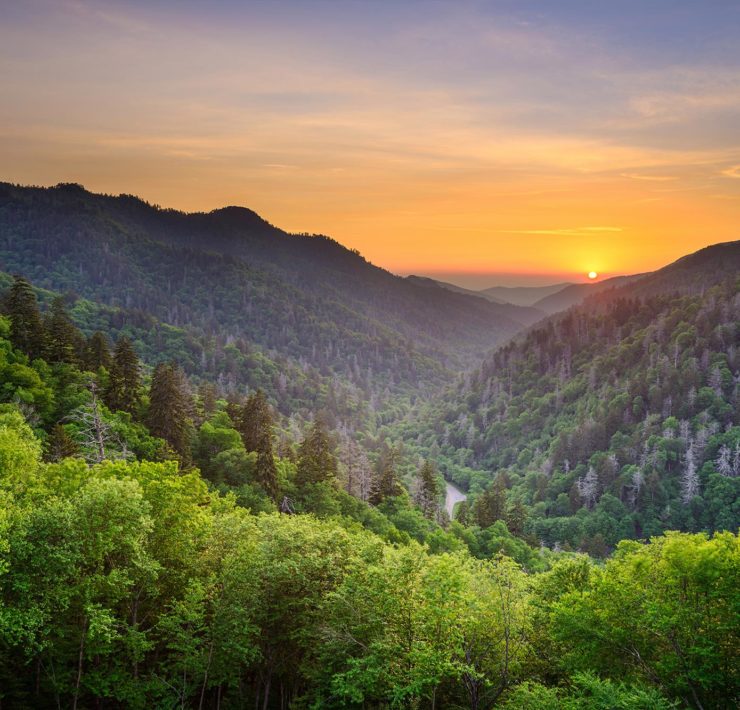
401,241,740,552
531,274,642,314
482,282,573,307
405,275,544,323
0,182,536,426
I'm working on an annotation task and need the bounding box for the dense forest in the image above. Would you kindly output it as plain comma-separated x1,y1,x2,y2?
402,245,740,554
0,182,541,429
0,185,737,708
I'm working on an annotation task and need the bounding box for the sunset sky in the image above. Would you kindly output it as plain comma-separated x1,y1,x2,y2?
2,1,740,287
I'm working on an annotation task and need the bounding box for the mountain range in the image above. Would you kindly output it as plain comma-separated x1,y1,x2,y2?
0,182,540,427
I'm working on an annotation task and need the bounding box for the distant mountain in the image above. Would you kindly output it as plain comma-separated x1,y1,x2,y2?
0,182,536,427
402,240,740,552
531,275,642,314
480,282,573,307
405,275,544,325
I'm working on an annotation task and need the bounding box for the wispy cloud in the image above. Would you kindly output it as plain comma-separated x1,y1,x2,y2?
498,227,623,236
620,173,677,181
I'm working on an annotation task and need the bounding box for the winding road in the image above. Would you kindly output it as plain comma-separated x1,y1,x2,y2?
444,480,467,518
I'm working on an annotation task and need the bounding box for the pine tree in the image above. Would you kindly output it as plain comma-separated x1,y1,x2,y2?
235,389,270,452
45,423,80,462
3,275,45,359
505,499,527,536
296,419,337,487
147,363,192,463
105,337,142,415
414,459,440,519
369,444,402,505
84,331,112,371
198,382,218,420
44,295,83,364
473,477,507,528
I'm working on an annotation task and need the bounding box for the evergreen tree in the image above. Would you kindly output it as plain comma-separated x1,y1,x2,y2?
44,295,83,364
370,444,403,505
296,419,337,487
235,389,270,453
147,363,192,463
505,500,528,537
198,382,218,420
3,275,45,359
105,337,141,415
414,459,440,519
45,423,80,462
473,477,507,528
84,331,112,371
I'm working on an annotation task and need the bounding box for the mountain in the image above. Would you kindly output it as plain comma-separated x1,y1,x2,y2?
530,274,643,313
401,241,740,552
481,282,573,307
0,182,536,425
405,275,544,324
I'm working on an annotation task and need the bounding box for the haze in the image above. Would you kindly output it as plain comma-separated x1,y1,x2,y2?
1,0,739,287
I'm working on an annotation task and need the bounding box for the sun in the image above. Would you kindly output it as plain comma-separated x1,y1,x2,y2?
588,271,598,280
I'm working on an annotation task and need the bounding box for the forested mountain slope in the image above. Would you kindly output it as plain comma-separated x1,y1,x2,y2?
403,242,740,552
531,274,642,314
0,183,537,411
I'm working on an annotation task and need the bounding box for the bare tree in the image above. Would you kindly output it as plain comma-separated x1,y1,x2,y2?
681,441,700,504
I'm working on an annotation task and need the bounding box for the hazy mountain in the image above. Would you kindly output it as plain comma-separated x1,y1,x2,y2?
531,274,642,314
405,275,544,325
480,282,573,307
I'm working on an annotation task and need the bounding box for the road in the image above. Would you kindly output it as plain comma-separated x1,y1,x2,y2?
444,480,467,518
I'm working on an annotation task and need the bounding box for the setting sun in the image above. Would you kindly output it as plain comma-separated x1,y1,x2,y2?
588,271,598,280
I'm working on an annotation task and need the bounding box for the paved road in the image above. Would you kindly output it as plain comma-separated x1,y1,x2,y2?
444,480,467,518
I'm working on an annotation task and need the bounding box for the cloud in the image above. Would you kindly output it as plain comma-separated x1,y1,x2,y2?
721,165,740,178
498,227,623,236
620,173,677,181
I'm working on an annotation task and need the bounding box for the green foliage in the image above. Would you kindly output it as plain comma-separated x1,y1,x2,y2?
0,413,736,708
296,419,337,487
405,280,740,554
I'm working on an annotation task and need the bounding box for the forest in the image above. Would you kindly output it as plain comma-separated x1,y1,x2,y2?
0,187,737,708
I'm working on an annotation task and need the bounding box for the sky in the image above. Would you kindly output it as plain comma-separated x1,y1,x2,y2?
1,1,739,288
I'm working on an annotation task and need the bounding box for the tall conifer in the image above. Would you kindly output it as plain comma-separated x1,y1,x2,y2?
3,275,45,359
84,331,112,371
296,419,337,487
147,362,191,463
105,337,141,414
44,295,83,364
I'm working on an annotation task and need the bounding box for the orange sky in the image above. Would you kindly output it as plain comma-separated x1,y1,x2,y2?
1,1,739,287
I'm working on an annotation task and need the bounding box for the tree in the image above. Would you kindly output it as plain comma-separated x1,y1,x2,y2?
681,441,700,503
231,390,279,500
340,438,373,502
577,467,599,510
296,419,337,487
147,362,192,463
473,477,507,528
44,295,82,365
84,331,112,371
370,444,403,505
105,337,141,415
415,459,440,520
3,275,45,359
45,423,80,461
233,390,269,453
254,419,278,503
505,500,528,537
